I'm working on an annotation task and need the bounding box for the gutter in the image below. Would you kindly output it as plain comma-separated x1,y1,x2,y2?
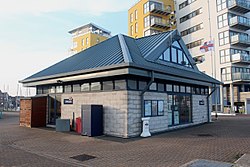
140,71,155,117
206,84,217,122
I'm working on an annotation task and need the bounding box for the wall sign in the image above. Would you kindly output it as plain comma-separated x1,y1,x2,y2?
199,100,205,105
64,97,73,105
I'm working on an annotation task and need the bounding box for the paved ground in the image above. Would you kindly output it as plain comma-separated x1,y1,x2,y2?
1,112,250,167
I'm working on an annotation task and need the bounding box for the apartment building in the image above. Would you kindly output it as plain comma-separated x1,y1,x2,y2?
175,0,250,113
128,0,176,38
69,23,111,54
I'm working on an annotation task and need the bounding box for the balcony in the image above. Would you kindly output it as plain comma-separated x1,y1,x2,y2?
150,18,171,30
229,16,250,31
231,34,250,47
232,72,250,81
150,3,171,16
231,53,250,64
228,0,250,14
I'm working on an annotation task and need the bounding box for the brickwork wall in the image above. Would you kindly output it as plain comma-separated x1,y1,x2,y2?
61,91,129,138
20,99,32,127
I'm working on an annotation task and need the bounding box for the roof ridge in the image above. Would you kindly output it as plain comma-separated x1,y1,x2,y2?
118,34,133,63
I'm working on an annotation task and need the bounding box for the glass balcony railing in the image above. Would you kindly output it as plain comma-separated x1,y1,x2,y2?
231,34,250,45
231,53,250,62
150,18,170,28
232,72,250,80
150,3,172,15
228,0,250,9
229,16,250,26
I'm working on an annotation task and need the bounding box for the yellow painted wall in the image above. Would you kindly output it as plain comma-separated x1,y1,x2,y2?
128,0,176,38
71,33,108,53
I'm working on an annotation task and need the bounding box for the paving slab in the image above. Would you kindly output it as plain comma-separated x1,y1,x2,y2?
235,154,250,167
180,159,233,167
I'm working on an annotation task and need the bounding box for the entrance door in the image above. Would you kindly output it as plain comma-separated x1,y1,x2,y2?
47,95,61,125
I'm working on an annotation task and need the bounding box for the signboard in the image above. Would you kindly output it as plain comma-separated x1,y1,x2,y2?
64,98,73,105
199,100,205,105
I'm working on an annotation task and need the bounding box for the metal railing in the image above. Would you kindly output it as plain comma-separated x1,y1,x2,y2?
232,72,250,80
228,0,250,9
150,3,171,13
231,53,250,62
151,18,170,27
229,16,250,26
231,34,250,43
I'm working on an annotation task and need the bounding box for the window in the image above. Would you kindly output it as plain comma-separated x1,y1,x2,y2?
144,16,150,28
114,80,126,90
166,84,173,92
81,83,90,92
221,67,232,81
130,13,133,23
144,100,164,117
172,47,177,63
220,49,231,63
158,83,165,92
103,81,113,91
135,10,138,20
139,81,147,90
64,85,72,93
217,0,227,12
135,23,138,33
149,82,157,90
180,8,202,23
180,23,203,37
144,2,150,14
73,84,80,92
186,86,191,93
82,39,84,46
218,13,228,29
180,86,186,93
49,86,56,93
179,0,197,10
128,80,137,90
174,85,179,92
56,86,63,93
37,86,43,94
91,82,101,91
219,31,229,46
130,25,134,36
86,37,89,45
186,39,203,49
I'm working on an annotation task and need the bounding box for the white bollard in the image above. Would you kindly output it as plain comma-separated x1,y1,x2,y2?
140,117,151,137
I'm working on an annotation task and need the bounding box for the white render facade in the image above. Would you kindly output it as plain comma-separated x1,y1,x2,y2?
175,0,250,113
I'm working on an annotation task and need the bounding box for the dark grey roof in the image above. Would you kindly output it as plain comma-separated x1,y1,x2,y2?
21,30,220,85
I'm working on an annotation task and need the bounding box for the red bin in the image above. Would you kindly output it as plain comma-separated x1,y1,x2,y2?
76,117,82,134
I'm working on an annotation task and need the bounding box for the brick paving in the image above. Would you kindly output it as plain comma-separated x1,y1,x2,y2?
1,112,250,167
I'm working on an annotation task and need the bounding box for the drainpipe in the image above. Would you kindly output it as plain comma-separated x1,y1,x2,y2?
207,84,217,123
140,71,155,117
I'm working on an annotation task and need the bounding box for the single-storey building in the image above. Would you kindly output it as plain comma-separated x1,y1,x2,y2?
20,30,220,138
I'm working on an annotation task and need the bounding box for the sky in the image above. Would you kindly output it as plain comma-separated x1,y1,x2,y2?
0,0,138,96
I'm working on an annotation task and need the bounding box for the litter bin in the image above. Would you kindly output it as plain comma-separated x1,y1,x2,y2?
76,117,82,134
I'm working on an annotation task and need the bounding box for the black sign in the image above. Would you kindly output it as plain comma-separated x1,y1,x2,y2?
64,98,73,105
199,100,205,105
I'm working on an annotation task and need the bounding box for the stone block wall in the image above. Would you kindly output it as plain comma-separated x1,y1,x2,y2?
61,91,129,138
127,91,169,137
192,95,209,124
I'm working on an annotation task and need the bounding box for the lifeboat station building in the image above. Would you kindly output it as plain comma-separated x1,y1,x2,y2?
20,30,220,138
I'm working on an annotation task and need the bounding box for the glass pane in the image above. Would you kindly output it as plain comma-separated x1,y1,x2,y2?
139,81,147,90
166,84,173,92
158,101,164,116
81,83,90,92
149,82,157,90
164,48,171,61
178,50,183,64
114,80,126,90
144,100,152,116
73,84,80,92
64,85,72,93
172,47,177,63
91,82,101,91
158,83,165,91
56,86,63,93
128,80,137,90
103,81,113,91
152,101,158,116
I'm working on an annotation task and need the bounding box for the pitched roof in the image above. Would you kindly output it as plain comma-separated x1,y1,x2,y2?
21,30,220,85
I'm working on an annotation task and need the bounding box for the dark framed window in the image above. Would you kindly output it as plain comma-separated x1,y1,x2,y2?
81,83,90,92
166,84,173,92
90,82,101,91
180,8,202,23
128,79,137,90
64,85,72,93
158,83,165,92
149,82,157,90
73,84,80,92
103,81,113,91
115,80,126,90
217,0,227,12
144,100,164,117
139,81,147,90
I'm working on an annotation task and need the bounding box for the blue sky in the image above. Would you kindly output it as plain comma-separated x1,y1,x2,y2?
0,0,137,96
